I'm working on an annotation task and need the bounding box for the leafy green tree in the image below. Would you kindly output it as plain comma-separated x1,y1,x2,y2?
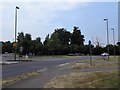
94,46,104,55
31,37,43,55
2,41,13,53
43,34,50,55
22,33,32,54
54,28,71,54
43,34,49,45
71,26,84,46
48,32,61,55
17,32,24,54
54,28,71,45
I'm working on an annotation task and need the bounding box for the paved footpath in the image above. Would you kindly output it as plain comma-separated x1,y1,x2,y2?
5,59,119,88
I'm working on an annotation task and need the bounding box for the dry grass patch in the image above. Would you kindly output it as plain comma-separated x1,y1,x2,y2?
72,63,96,70
43,70,118,88
72,57,118,70
72,62,118,70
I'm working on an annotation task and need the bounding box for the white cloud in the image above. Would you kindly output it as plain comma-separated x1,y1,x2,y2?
17,2,84,41
2,2,86,41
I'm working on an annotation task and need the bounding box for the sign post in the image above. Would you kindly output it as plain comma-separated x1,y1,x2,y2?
19,46,23,60
89,40,92,66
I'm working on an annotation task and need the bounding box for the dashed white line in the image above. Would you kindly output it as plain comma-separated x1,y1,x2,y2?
57,63,69,67
37,67,47,72
0,62,18,65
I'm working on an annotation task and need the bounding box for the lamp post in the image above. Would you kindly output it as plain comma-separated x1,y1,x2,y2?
14,6,19,61
111,28,115,57
104,18,109,59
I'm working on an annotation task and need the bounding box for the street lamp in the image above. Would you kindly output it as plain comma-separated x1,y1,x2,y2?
14,6,19,61
104,18,109,59
111,28,116,57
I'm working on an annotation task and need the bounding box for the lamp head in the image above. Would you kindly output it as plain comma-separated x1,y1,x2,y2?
104,18,107,21
111,28,114,30
16,6,19,9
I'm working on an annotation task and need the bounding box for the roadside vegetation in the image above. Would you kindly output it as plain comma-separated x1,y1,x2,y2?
44,56,119,88
44,70,118,88
1,26,120,56
2,70,41,87
72,56,119,70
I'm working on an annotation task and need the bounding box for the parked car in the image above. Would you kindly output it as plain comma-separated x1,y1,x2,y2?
68,54,74,56
101,52,109,56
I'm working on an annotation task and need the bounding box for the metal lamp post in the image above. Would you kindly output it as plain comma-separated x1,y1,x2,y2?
104,18,109,59
14,6,19,61
111,28,116,57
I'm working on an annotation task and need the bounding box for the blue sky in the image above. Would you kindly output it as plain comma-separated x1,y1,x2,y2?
1,0,119,46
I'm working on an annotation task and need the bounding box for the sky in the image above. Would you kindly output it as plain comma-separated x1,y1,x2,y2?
0,0,119,46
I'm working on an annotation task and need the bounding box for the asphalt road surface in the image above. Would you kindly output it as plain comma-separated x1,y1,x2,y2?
2,55,102,79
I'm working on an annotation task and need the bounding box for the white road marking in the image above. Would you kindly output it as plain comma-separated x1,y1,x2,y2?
37,67,47,72
0,62,18,65
58,63,69,67
76,62,86,65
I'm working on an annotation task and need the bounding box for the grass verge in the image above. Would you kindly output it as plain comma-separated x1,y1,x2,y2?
43,70,118,88
72,56,119,70
2,70,41,87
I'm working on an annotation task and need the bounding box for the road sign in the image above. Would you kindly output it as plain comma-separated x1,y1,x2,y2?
13,42,17,47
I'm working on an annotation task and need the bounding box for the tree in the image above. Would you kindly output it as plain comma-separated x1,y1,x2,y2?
94,46,104,55
43,34,50,55
71,26,84,46
54,28,71,54
54,28,71,45
116,42,120,55
92,37,103,47
48,32,61,55
43,34,49,45
117,42,120,46
32,37,43,55
22,33,32,54
2,41,13,53
17,32,24,54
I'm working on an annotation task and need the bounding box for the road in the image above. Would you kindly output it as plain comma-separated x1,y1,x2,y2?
3,55,118,88
2,55,102,79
